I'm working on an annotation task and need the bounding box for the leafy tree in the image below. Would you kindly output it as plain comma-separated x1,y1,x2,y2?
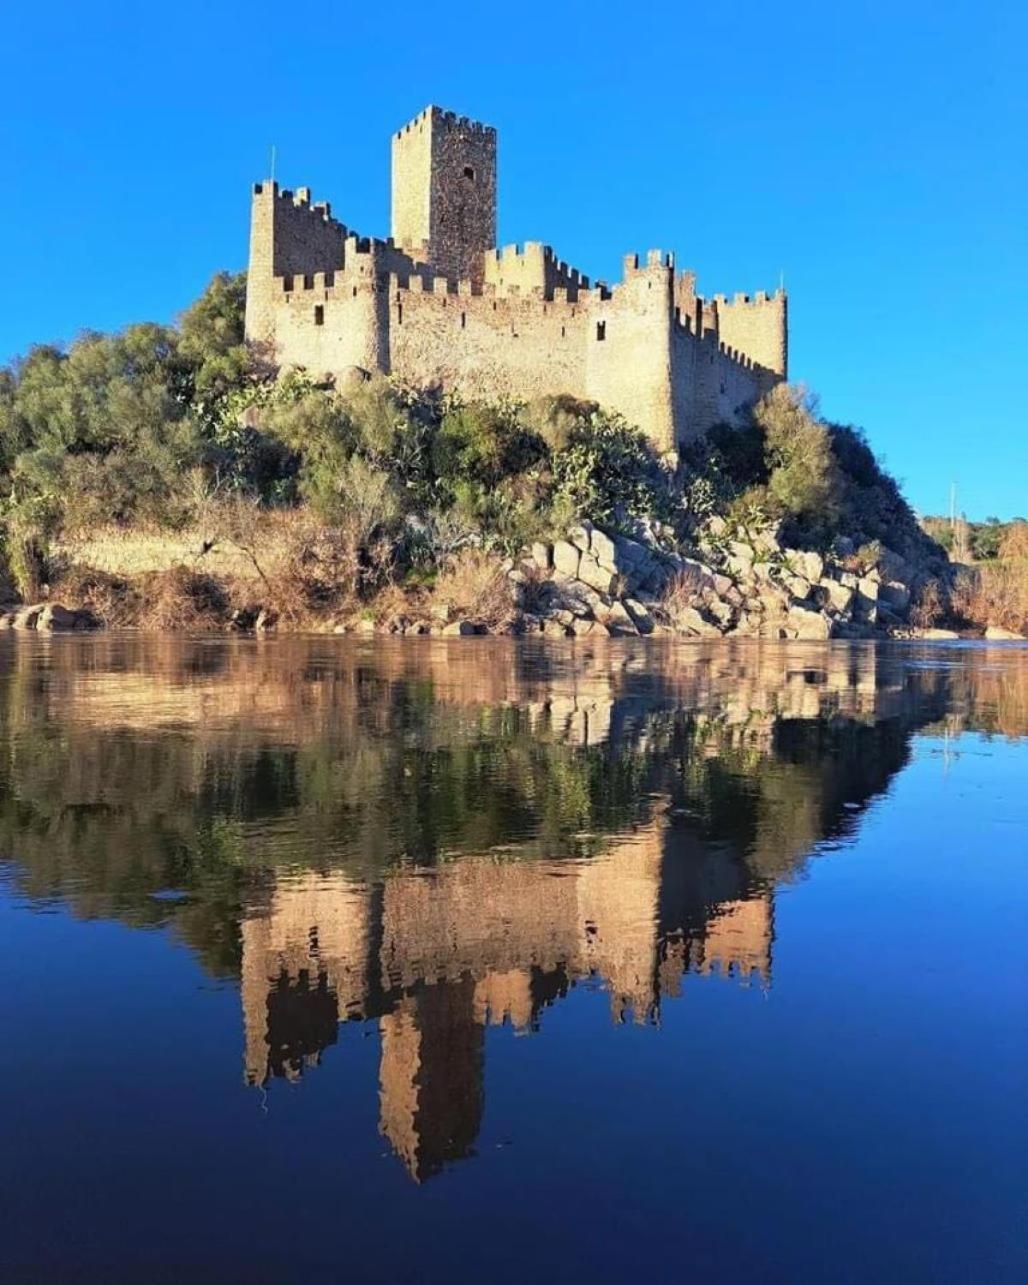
755,384,842,542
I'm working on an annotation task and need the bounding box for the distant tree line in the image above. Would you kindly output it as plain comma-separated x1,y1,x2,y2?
921,514,1028,564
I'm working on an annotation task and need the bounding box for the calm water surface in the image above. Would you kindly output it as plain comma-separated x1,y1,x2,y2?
1,636,1025,1283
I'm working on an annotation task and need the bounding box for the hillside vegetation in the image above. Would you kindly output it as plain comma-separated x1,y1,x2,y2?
0,271,959,636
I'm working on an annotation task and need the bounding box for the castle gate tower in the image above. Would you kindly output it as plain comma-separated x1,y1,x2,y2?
391,106,497,284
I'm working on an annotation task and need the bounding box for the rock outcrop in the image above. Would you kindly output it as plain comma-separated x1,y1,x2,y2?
501,518,942,641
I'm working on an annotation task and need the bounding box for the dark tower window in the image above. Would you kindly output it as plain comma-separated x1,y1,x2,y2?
314,305,324,326
596,321,606,341
463,166,475,180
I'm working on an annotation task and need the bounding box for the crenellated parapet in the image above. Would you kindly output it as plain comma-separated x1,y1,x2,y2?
394,104,496,142
483,242,591,299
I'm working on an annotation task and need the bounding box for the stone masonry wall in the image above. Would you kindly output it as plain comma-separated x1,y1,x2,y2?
245,183,348,346
586,254,677,453
482,242,590,297
387,277,588,400
426,109,496,283
391,111,433,261
715,291,788,378
264,261,779,447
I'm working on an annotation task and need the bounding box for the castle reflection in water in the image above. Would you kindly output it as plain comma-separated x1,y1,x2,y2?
242,829,773,1181
1,633,1024,1182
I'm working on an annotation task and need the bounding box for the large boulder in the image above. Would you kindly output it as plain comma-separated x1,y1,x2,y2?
678,558,716,591
552,540,581,579
563,581,605,616
788,550,824,584
612,535,648,571
672,607,721,638
787,606,833,640
530,542,551,571
877,546,910,584
705,597,735,630
855,577,880,622
601,601,638,635
623,598,655,635
984,625,1026,640
879,581,911,614
589,526,619,570
569,522,594,554
577,553,618,595
819,578,854,615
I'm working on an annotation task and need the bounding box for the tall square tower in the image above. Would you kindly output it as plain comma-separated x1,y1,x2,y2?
391,106,497,283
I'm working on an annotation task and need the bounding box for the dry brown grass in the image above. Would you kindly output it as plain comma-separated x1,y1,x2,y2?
656,571,704,631
54,523,257,579
909,578,944,630
136,567,230,631
214,502,394,628
1000,523,1028,562
53,508,520,634
53,566,143,627
951,562,1028,635
365,581,428,628
430,548,517,632
53,564,230,631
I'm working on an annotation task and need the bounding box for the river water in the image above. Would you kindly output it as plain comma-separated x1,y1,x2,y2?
0,636,1025,1283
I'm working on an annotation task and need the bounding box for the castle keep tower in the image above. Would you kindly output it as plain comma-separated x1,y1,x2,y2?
245,106,787,451
391,107,497,283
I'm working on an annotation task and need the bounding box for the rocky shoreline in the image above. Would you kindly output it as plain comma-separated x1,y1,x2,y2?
334,519,1021,642
10,517,1022,642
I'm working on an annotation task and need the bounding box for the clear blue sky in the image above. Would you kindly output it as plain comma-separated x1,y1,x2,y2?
2,0,1024,518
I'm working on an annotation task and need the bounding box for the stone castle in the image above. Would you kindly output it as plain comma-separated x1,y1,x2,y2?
245,106,788,453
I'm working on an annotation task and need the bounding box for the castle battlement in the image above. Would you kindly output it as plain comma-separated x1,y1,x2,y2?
396,104,497,140
246,107,788,451
708,288,786,308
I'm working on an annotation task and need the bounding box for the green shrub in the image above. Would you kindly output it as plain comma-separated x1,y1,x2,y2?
433,399,547,493
521,394,597,455
552,412,670,528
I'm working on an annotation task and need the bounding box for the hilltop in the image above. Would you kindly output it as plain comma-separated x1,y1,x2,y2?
2,269,1001,641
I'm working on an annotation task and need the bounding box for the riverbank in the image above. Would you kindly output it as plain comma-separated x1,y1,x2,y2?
6,511,1023,641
